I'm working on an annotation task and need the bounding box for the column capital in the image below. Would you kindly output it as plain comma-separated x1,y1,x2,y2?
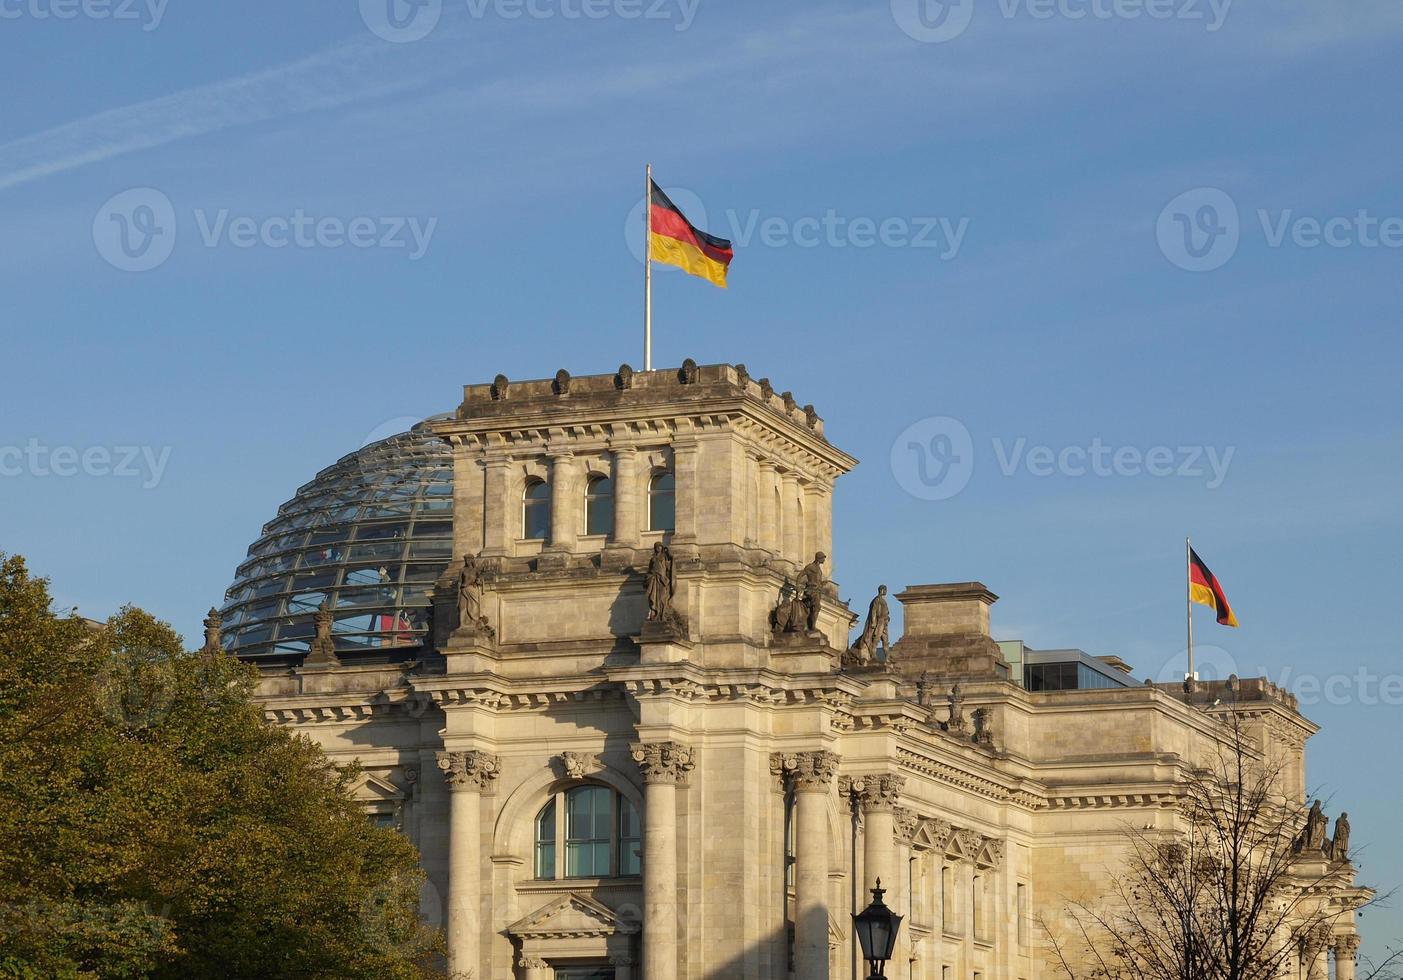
436,749,500,791
856,773,906,813
894,805,920,845
1333,933,1361,960
630,740,695,784
518,953,548,969
609,953,635,966
780,750,840,791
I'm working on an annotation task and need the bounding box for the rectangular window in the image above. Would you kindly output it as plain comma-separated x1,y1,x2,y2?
565,786,611,877
1017,883,1029,946
942,864,955,934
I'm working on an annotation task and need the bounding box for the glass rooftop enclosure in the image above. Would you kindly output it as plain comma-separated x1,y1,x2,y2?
219,419,454,665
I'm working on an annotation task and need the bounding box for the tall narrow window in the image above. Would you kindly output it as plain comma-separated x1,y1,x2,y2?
618,796,642,876
648,471,675,531
1017,882,1029,946
523,479,550,540
535,798,557,879
942,864,954,934
585,475,614,537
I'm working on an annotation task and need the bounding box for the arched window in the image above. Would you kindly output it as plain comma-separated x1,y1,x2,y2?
584,475,614,537
522,479,550,540
533,785,641,880
648,471,675,532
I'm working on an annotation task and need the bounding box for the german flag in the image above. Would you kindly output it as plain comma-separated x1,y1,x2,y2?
1189,547,1238,627
649,180,733,288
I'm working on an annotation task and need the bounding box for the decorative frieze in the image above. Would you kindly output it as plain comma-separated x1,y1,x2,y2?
630,741,695,784
436,749,500,791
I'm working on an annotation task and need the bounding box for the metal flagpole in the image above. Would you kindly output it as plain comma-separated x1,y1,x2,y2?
1186,535,1195,682
644,163,653,371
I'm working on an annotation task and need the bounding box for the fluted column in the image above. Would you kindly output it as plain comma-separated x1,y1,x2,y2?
613,447,642,547
789,751,838,980
1334,934,1360,980
436,750,499,978
481,459,511,555
632,741,694,980
780,470,802,564
547,451,579,551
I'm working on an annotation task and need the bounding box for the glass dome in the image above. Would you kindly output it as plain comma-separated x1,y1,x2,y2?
219,418,454,665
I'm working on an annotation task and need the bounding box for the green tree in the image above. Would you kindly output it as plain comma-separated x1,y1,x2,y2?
0,553,442,979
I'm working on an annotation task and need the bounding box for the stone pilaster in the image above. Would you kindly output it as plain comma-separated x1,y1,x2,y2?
632,741,694,980
780,470,802,564
758,460,780,553
784,750,838,980
436,750,498,978
547,451,579,551
481,459,511,555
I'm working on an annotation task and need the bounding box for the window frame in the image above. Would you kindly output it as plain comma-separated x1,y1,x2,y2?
533,784,641,881
583,474,615,538
647,470,676,532
522,478,551,541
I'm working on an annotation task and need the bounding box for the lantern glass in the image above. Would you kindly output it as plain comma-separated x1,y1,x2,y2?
853,881,903,964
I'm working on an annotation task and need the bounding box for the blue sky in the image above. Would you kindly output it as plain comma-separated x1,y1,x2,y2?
2,0,1401,960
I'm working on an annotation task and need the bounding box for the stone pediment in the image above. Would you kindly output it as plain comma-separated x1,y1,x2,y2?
507,892,638,941
346,771,406,803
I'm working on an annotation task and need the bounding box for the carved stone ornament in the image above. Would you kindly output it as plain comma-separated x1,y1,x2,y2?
679,358,700,384
893,806,919,844
858,773,905,813
1333,933,1361,962
609,953,635,967
436,749,501,791
558,751,598,780
303,599,341,667
781,391,796,414
616,363,634,390
804,404,819,429
778,750,840,791
491,373,510,400
631,741,695,784
734,363,750,386
759,378,774,400
201,606,222,655
946,685,967,734
643,543,687,635
926,818,955,852
982,837,1006,869
518,953,548,969
954,828,985,861
973,706,995,747
454,553,493,638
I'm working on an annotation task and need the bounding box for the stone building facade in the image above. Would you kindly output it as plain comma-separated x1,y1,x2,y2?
245,363,1368,979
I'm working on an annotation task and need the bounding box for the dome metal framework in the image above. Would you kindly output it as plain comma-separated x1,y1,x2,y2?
219,419,454,665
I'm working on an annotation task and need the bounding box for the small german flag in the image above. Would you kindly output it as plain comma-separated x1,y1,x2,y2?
1189,547,1238,627
649,180,733,288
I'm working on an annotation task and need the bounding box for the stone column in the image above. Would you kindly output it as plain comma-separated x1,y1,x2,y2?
547,451,579,551
780,470,802,564
757,460,779,553
858,774,903,905
790,751,839,980
1334,934,1360,980
632,741,695,980
613,447,642,547
1303,925,1331,980
436,750,499,979
802,481,822,571
481,459,511,555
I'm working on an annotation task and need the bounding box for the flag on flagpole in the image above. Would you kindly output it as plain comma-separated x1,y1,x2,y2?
1189,547,1239,627
648,179,734,288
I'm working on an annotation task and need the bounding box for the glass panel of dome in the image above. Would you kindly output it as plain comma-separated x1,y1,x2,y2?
333,612,384,633
413,521,452,536
403,563,442,583
275,618,315,640
419,498,451,513
286,591,327,613
292,570,337,591
239,623,273,645
349,541,405,562
308,528,352,545
362,503,413,519
273,641,310,655
300,547,341,568
354,522,409,540
401,584,432,604
245,600,280,621
251,576,287,598
407,540,451,559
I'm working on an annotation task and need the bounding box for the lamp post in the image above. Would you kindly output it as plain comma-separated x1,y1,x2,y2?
852,878,903,979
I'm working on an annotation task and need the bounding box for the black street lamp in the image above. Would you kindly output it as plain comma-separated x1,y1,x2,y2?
852,878,903,979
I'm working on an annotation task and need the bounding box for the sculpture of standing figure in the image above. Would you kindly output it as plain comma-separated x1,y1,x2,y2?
304,599,340,666
856,585,890,661
456,554,484,632
796,551,827,632
947,684,967,734
645,543,676,622
1302,800,1329,853
1331,811,1351,861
